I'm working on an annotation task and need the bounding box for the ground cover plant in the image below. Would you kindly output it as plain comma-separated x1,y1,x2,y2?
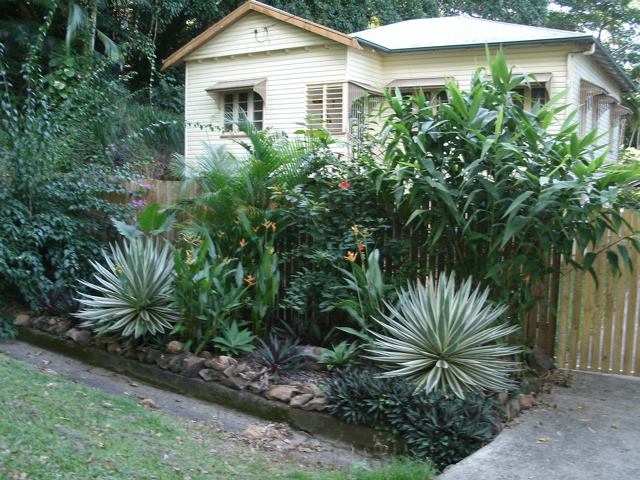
326,366,497,468
0,353,437,480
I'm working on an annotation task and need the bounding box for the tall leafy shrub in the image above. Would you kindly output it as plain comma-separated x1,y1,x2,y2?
378,49,640,331
0,13,131,309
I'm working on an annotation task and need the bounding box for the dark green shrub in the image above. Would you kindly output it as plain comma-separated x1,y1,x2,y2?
0,315,18,339
326,367,497,467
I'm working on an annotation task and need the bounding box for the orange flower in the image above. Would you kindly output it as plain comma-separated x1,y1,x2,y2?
244,275,256,286
344,251,357,262
253,226,260,233
203,205,208,212
239,239,246,247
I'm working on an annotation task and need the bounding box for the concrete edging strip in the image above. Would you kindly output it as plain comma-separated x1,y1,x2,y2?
16,327,379,449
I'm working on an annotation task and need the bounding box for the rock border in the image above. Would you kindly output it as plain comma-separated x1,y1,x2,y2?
14,326,380,449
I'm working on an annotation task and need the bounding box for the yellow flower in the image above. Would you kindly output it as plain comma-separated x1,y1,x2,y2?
244,275,256,286
344,251,357,262
217,231,225,237
271,222,276,232
351,225,360,236
114,264,124,274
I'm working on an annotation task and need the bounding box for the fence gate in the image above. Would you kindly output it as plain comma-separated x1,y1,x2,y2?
555,210,640,377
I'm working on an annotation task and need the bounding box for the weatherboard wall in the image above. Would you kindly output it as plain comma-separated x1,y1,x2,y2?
183,10,348,161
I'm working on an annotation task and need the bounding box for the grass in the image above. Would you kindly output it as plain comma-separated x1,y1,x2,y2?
0,353,436,480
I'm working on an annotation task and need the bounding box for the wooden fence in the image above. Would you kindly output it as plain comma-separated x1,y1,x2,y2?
107,180,640,376
555,209,640,377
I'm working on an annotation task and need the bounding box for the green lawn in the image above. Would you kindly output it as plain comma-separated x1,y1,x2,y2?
0,353,436,480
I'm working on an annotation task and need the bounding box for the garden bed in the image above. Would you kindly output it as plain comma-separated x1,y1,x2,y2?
4,302,559,470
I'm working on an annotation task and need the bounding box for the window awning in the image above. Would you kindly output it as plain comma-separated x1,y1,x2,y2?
206,78,267,103
349,81,384,95
386,77,448,89
525,73,552,86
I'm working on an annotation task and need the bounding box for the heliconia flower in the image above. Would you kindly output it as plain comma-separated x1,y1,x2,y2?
244,275,256,286
203,205,208,212
239,239,246,247
358,243,365,251
339,180,350,190
344,251,357,262
352,225,360,236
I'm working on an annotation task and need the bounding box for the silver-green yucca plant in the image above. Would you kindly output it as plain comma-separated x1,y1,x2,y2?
76,238,179,340
367,273,521,398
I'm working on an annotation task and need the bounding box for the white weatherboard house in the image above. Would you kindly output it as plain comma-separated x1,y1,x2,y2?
162,0,636,162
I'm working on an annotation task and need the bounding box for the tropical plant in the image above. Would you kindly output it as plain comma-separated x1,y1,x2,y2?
170,228,248,354
335,248,388,342
254,333,304,383
318,341,362,371
379,48,640,335
367,273,521,398
113,203,178,239
326,366,498,467
76,238,179,342
213,321,257,356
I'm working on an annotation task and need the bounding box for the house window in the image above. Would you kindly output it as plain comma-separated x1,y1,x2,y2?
306,84,345,132
348,81,384,131
579,80,607,137
205,78,267,133
222,90,264,131
512,86,548,110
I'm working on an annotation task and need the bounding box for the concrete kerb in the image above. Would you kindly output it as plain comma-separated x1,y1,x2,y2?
16,327,379,450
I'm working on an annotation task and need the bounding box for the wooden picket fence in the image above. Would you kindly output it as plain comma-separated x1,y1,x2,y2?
555,209,640,377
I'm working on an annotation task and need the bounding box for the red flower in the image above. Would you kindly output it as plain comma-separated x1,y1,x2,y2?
358,243,364,251
339,180,350,190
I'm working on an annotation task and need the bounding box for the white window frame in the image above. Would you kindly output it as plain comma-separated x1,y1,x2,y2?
221,90,264,132
306,83,346,133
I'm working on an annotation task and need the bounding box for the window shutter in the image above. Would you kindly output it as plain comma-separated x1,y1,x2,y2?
306,84,344,132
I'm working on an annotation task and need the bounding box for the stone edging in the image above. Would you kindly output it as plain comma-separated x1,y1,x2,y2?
16,327,380,449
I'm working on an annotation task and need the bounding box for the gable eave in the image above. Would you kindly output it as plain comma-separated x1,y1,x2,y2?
161,0,362,71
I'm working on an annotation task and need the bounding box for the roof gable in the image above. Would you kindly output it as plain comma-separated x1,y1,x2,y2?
161,0,361,70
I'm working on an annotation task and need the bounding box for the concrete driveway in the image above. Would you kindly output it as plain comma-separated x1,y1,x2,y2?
437,370,640,480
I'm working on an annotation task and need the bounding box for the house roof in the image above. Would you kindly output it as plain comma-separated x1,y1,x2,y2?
351,16,592,51
161,0,362,70
351,16,636,92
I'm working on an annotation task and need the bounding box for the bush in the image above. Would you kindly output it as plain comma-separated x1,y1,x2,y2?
326,367,497,468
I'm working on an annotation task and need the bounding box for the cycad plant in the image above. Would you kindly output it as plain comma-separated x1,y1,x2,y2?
367,273,521,398
76,238,179,341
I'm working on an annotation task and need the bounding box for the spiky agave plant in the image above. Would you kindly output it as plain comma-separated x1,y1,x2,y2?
76,238,179,341
367,273,521,398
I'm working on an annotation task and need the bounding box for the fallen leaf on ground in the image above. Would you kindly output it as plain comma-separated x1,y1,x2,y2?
139,398,159,409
